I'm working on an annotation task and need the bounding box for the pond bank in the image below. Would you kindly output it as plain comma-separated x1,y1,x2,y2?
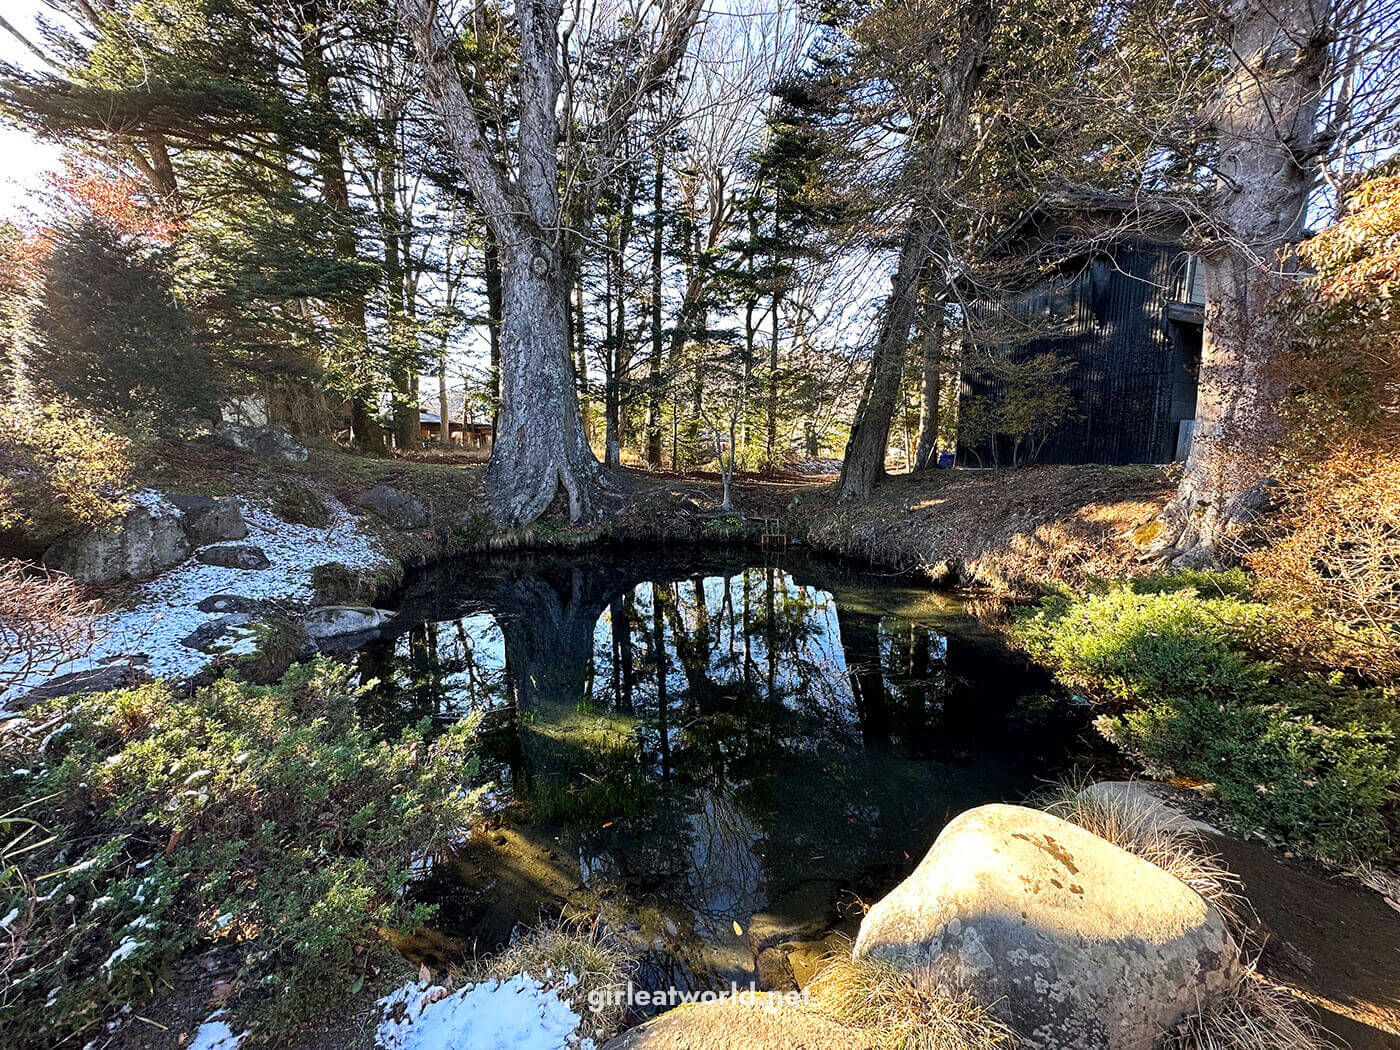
10,440,1398,1050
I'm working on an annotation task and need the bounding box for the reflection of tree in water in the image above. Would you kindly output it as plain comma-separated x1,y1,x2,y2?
355,611,511,730
367,551,1083,993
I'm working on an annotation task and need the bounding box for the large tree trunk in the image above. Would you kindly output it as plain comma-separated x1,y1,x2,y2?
486,249,610,524
646,148,665,468
1160,0,1330,561
914,290,945,471
837,221,931,501
403,0,697,524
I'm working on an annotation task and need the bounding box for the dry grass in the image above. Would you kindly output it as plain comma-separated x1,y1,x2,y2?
1161,966,1329,1050
806,955,1015,1050
1040,778,1248,939
788,465,1175,595
1044,780,1330,1050
1346,862,1400,911
473,917,633,1038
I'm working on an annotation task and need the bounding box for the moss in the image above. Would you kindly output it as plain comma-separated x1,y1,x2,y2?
263,477,332,527
311,561,378,605
235,616,313,684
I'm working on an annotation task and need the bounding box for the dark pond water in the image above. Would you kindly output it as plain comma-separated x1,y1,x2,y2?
350,549,1093,995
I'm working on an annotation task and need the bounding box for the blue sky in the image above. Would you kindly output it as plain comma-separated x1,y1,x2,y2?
0,2,63,220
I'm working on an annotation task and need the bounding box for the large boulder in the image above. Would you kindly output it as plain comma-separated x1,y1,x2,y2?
303,605,396,641
213,422,308,463
359,484,427,530
853,804,1237,1050
44,504,190,584
196,543,271,570
168,494,247,545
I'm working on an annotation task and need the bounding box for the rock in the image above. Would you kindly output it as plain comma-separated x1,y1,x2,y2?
44,504,190,584
213,422,308,463
310,562,380,606
1078,780,1221,837
196,544,271,570
264,478,333,527
179,615,314,682
12,665,147,710
747,880,842,955
236,616,315,684
853,804,1238,1050
358,484,427,530
602,993,860,1050
303,605,396,641
168,494,247,545
755,947,797,992
180,614,256,653
196,594,273,615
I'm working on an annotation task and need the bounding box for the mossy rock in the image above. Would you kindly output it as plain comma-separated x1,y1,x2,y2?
237,616,315,685
311,561,381,605
264,478,333,527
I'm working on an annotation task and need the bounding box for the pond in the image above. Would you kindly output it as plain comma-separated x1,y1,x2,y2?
348,549,1095,997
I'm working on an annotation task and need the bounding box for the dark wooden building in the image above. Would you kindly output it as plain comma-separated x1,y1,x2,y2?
957,196,1205,466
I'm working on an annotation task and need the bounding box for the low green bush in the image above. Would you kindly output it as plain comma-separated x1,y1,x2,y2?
1017,578,1400,860
0,660,484,1045
0,400,133,554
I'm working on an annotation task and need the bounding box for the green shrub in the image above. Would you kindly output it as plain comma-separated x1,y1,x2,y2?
1017,581,1400,860
0,660,484,1045
0,400,133,553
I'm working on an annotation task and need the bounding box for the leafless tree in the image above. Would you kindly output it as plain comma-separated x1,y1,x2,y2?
400,0,704,526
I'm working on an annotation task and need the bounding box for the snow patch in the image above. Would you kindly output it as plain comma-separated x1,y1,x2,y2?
376,975,593,1050
186,1016,248,1050
0,492,390,705
99,935,142,977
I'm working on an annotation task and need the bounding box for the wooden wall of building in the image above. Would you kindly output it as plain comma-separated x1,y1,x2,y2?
957,238,1202,466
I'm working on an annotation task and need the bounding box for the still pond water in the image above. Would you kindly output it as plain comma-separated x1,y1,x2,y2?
349,550,1093,995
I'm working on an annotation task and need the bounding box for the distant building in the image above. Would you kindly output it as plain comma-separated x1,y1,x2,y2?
419,410,464,443
957,194,1205,467
420,409,493,450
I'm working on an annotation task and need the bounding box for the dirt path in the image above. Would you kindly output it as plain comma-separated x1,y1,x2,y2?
1207,835,1400,1049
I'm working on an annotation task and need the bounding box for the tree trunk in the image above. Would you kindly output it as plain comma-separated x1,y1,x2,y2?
914,296,945,471
574,270,592,444
1160,0,1330,561
646,147,665,468
837,220,931,501
438,348,451,445
486,248,609,524
484,229,503,438
766,291,780,468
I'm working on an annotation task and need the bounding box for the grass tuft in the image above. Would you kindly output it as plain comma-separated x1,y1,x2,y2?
474,917,633,1039
1040,778,1248,939
1161,965,1329,1050
807,955,1015,1050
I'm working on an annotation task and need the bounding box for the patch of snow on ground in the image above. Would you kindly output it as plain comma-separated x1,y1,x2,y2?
377,975,592,1050
0,493,390,705
186,1016,248,1050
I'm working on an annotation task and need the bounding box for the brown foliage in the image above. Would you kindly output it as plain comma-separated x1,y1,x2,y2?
1246,176,1400,674
1248,447,1400,665
0,560,98,703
